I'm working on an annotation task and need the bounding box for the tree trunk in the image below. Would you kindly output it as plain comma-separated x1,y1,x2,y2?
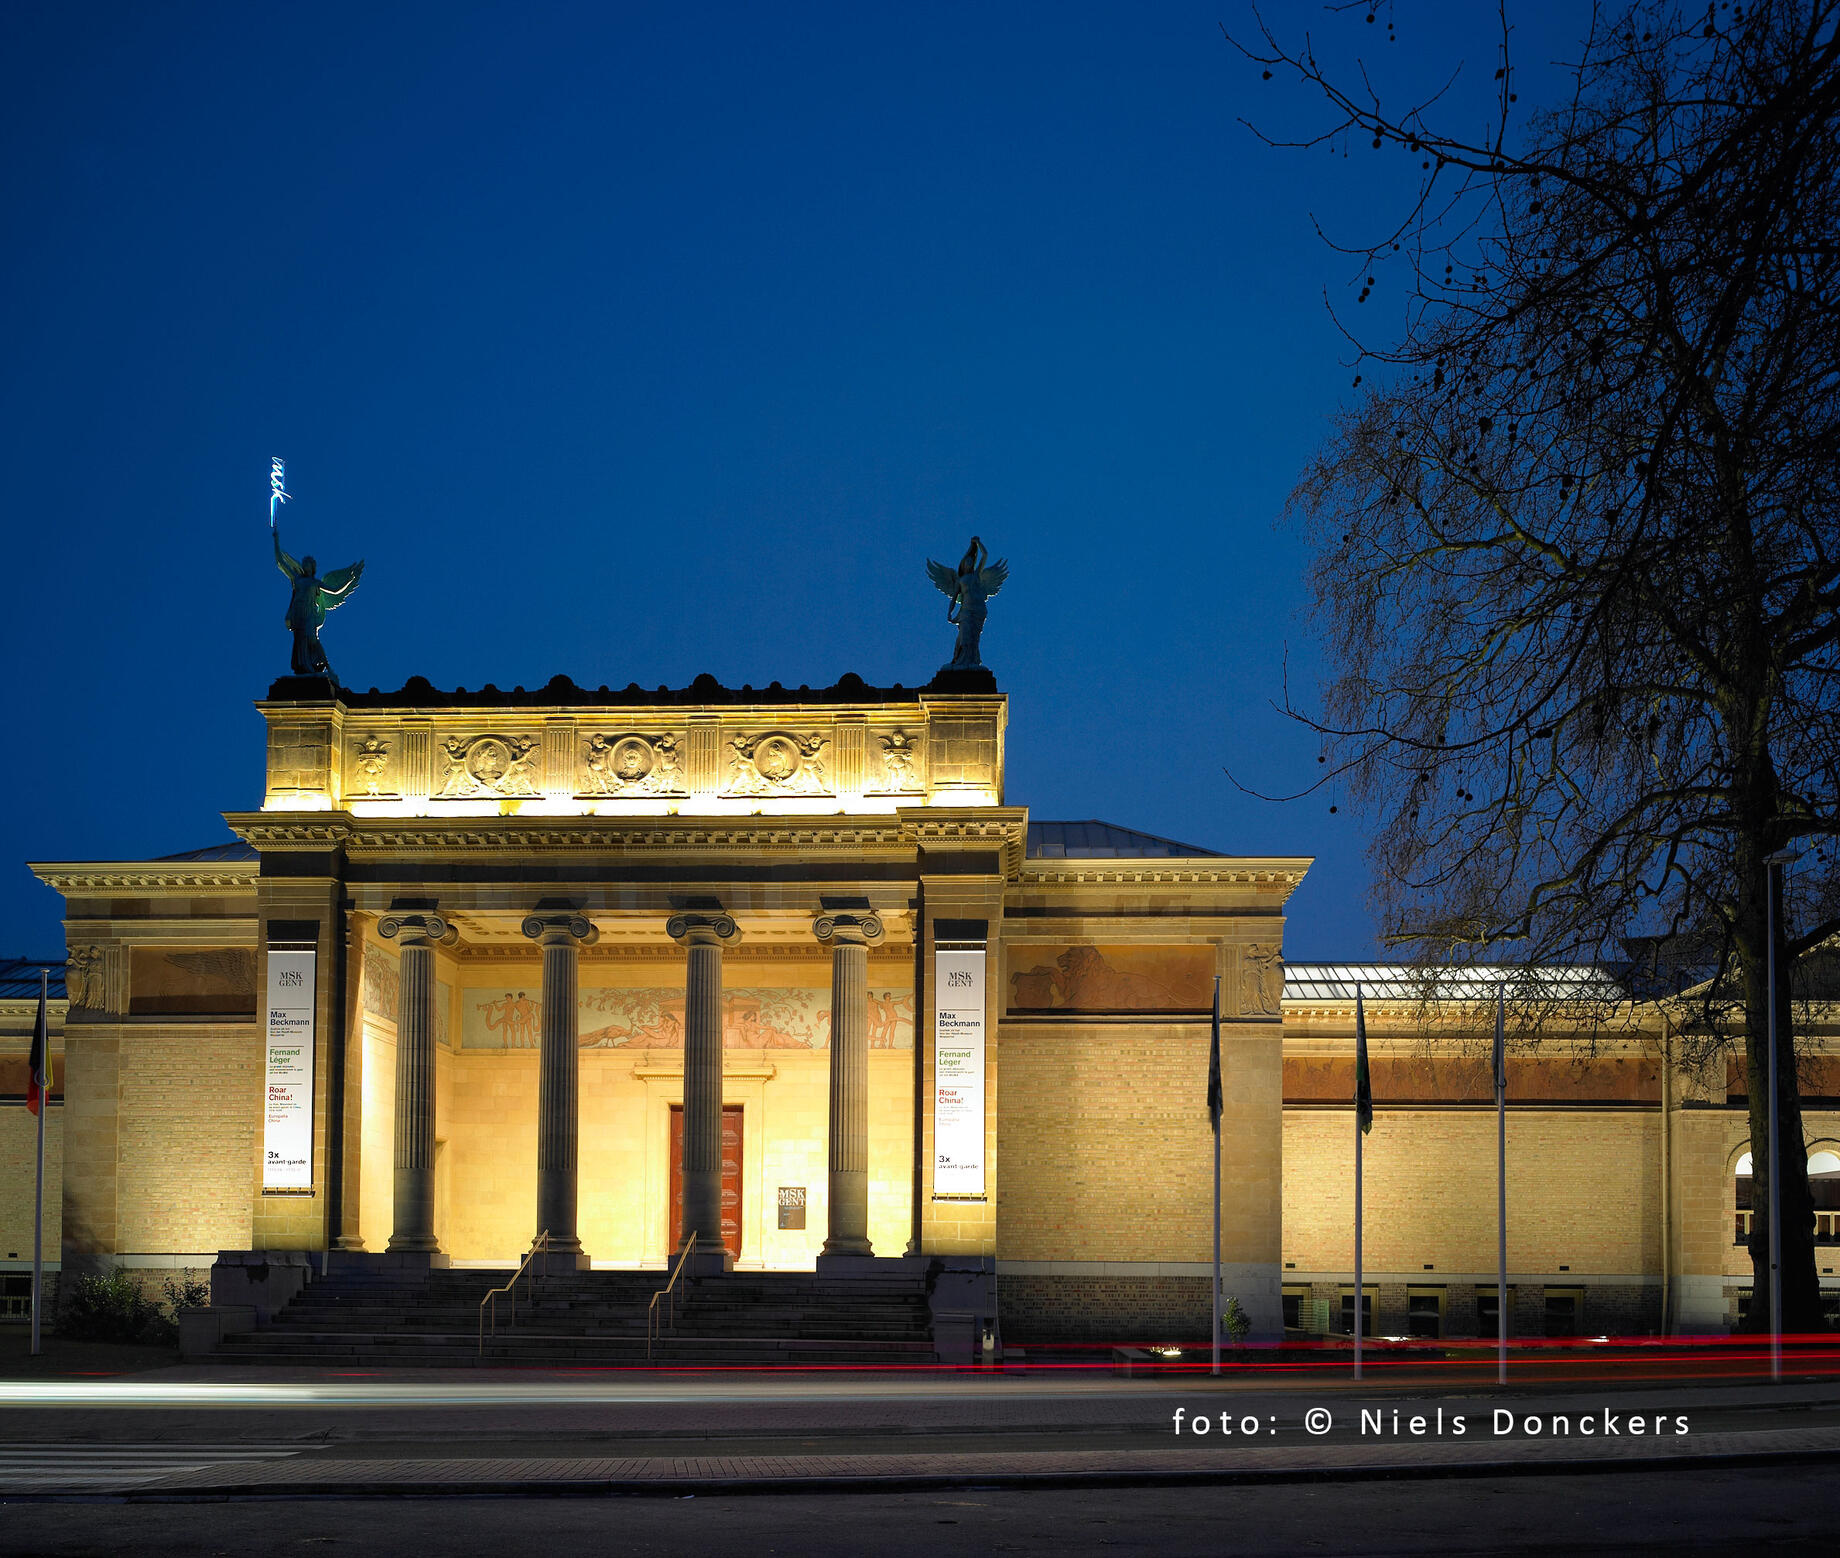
1734,845,1826,1334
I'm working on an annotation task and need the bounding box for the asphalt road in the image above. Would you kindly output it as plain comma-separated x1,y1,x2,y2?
0,1466,1834,1556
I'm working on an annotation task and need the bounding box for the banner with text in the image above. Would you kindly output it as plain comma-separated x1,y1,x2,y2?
263,948,316,1190
934,946,987,1196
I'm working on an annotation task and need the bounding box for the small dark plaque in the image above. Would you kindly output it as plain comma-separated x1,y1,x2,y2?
777,1186,806,1230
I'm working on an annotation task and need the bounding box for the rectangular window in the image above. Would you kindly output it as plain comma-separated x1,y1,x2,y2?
1338,1287,1377,1336
1543,1287,1585,1338
1406,1288,1444,1340
1281,1286,1307,1331
0,1274,30,1322
1475,1284,1517,1339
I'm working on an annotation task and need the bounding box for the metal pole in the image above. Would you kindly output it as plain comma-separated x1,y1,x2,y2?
1354,1104,1363,1382
1765,851,1790,1384
31,968,46,1357
1211,1111,1221,1377
1497,1062,1507,1387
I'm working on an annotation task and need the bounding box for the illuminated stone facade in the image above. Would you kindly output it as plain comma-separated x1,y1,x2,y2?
10,676,1840,1341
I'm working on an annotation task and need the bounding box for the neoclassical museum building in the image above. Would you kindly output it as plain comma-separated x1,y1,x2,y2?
5,662,1839,1346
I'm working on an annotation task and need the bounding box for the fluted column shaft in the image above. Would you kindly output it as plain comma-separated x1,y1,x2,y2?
668,912,741,1264
523,912,597,1264
816,912,883,1257
380,912,455,1253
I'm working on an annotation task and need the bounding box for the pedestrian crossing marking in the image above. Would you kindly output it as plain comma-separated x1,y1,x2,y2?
0,1442,306,1490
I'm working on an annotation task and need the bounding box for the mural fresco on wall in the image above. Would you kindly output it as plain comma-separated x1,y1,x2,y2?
127,947,257,1016
1006,944,1215,1012
362,943,453,1047
461,986,915,1051
362,944,397,1019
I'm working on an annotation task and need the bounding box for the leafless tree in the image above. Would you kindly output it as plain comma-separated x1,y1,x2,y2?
1231,0,1840,1329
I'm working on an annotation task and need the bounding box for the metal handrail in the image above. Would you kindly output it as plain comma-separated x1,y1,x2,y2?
646,1237,700,1362
477,1231,553,1357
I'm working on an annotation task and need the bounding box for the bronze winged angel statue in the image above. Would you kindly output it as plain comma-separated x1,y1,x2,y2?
274,527,364,683
926,535,1008,671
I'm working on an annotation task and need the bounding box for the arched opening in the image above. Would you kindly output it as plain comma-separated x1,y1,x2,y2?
1734,1149,1840,1245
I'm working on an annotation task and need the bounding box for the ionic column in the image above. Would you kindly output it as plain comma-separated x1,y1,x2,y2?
522,911,598,1269
815,911,884,1260
378,911,457,1255
667,911,742,1269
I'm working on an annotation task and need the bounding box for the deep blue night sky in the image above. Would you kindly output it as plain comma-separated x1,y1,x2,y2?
0,2,1593,959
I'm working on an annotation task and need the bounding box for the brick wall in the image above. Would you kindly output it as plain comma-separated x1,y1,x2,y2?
999,1274,1212,1344
1283,1108,1661,1273
116,1030,260,1252
0,1106,62,1257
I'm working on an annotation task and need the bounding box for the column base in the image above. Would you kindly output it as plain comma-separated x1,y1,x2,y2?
331,1236,367,1252
684,1245,736,1277
817,1253,928,1279
532,1239,592,1274
333,1249,451,1274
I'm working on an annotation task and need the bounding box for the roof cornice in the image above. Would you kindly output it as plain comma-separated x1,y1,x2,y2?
227,807,1031,875
30,861,260,893
1021,858,1311,898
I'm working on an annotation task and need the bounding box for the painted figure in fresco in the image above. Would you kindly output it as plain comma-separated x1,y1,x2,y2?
274,526,365,682
481,990,540,1048
926,535,1009,671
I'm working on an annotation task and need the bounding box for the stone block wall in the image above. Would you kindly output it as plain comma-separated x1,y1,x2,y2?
997,1023,1278,1264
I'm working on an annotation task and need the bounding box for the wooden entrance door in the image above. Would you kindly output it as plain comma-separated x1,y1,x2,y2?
668,1104,743,1259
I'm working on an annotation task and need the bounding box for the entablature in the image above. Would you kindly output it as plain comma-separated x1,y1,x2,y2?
255,684,1006,818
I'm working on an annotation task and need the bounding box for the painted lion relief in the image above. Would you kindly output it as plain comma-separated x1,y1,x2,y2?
1007,944,1215,1012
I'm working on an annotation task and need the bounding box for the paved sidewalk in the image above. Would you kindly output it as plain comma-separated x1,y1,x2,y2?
0,1422,1817,1499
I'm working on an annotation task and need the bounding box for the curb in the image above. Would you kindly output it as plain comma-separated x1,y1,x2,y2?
3,1437,1833,1501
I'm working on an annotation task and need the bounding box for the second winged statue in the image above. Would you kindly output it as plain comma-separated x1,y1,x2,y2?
926,535,1009,672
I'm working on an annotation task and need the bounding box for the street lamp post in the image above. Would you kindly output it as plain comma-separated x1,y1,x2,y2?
1764,847,1799,1385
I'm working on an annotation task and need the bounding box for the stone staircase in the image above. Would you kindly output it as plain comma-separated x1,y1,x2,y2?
208,1263,939,1367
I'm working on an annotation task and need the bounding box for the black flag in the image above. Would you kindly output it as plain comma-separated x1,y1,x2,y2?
1354,985,1373,1135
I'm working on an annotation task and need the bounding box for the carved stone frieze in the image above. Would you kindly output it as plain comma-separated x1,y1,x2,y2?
873,728,924,793
65,944,103,1009
352,735,393,797
437,735,540,798
1240,944,1284,1017
724,731,831,796
581,732,686,797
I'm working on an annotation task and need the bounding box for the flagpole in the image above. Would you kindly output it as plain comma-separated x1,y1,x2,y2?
1211,976,1222,1378
1495,986,1507,1388
31,967,46,1357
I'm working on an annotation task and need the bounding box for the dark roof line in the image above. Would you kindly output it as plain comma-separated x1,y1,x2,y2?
269,667,999,708
154,840,258,863
0,957,66,1002
1026,820,1223,859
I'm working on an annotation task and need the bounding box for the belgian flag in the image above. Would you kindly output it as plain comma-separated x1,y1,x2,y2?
26,977,48,1117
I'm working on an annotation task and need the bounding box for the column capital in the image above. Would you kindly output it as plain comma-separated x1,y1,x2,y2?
378,912,459,947
521,912,598,946
813,911,884,947
667,912,742,947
